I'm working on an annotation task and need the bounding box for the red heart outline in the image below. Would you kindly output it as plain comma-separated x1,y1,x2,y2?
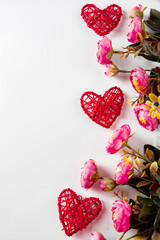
81,4,122,36
80,86,124,128
58,188,102,236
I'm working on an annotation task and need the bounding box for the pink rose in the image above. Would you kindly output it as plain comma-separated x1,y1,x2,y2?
80,159,99,189
105,61,119,77
97,36,113,65
134,103,159,131
106,124,131,154
127,17,142,43
91,232,106,240
111,200,131,232
130,67,149,94
130,4,143,18
115,158,133,184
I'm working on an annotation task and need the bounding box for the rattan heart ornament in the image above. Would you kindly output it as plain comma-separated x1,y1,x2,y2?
80,86,124,128
58,188,102,236
81,4,122,36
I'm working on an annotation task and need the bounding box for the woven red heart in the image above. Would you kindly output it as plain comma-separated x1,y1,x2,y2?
80,86,124,128
58,188,102,237
81,4,122,36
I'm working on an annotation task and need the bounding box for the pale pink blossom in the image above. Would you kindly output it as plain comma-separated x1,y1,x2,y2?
80,159,99,189
127,17,142,43
115,158,133,184
130,4,143,18
106,125,131,154
105,61,119,77
97,36,113,65
91,232,106,240
99,177,116,191
130,67,149,94
111,200,131,232
134,103,158,131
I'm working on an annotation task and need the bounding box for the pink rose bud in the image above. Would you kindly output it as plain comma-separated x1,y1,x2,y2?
97,36,113,65
130,67,149,94
115,157,134,184
99,177,116,191
127,17,142,43
105,61,119,78
111,200,131,232
91,232,106,240
134,103,159,131
80,159,99,189
130,4,143,18
106,124,131,154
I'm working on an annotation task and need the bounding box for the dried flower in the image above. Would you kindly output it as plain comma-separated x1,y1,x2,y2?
80,159,99,189
130,67,149,94
134,103,159,131
127,17,142,43
97,36,113,65
115,157,134,184
111,200,131,232
106,124,131,154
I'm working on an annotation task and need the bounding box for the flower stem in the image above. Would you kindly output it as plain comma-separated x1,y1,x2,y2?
114,50,135,54
145,31,160,39
119,69,150,74
124,228,152,240
114,50,147,56
118,232,125,240
138,176,153,183
117,230,130,240
125,143,152,164
119,70,131,73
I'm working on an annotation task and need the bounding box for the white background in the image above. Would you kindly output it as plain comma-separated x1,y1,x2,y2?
0,0,159,239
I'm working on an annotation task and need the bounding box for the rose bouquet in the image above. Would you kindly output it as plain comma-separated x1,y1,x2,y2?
81,124,160,240
97,5,160,131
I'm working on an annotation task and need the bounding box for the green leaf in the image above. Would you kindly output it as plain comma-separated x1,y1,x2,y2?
145,9,160,31
144,145,160,162
136,181,150,188
157,188,160,197
153,170,160,184
153,197,160,207
152,230,160,240
143,7,147,12
150,162,158,177
138,205,155,221
143,40,160,61
138,196,155,207
145,20,160,31
140,53,160,62
127,178,150,196
150,9,160,22
127,41,141,48
153,208,160,228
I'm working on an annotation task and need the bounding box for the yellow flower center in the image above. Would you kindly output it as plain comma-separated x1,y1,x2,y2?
139,116,146,124
132,79,138,87
113,212,116,221
110,133,115,139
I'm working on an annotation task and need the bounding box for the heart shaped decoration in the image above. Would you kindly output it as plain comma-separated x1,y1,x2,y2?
58,188,102,236
80,86,124,128
81,4,122,36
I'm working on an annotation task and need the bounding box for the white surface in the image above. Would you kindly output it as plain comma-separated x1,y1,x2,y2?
0,0,159,239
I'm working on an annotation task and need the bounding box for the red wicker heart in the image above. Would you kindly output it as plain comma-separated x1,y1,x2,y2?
81,4,122,36
58,188,102,237
80,86,124,128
